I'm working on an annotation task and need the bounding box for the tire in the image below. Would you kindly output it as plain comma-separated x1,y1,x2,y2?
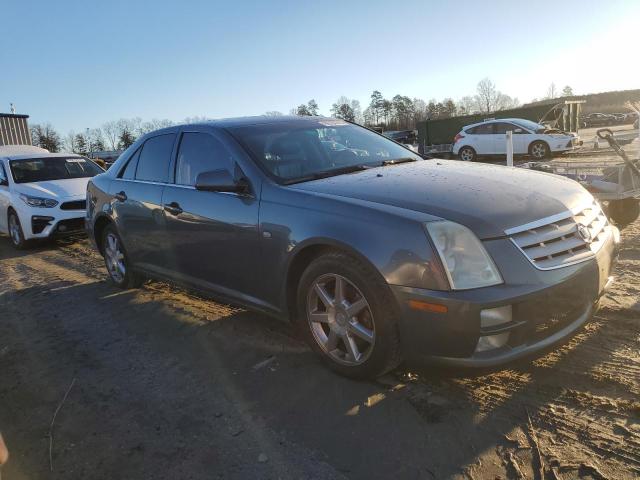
458,146,476,162
8,210,29,250
529,141,550,160
295,251,402,379
608,199,640,229
101,224,143,289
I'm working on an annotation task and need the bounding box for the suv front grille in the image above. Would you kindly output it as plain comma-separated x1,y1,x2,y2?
506,201,610,270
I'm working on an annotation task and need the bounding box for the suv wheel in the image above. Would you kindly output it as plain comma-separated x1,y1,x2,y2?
296,251,402,379
8,211,28,250
458,146,476,162
102,225,142,289
529,141,550,160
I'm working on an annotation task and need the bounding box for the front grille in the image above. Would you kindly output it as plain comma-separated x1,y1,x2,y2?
507,201,610,270
60,200,87,210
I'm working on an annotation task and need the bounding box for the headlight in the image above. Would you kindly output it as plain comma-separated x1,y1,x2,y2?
19,194,58,208
425,221,502,290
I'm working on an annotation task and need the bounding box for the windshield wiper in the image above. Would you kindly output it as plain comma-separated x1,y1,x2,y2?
381,157,418,166
283,164,373,185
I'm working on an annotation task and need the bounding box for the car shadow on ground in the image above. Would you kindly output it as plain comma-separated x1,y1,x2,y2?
2,254,637,479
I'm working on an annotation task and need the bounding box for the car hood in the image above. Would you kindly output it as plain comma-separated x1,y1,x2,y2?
290,160,589,239
14,177,90,200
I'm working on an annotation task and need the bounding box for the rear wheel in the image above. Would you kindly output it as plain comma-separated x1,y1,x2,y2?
102,225,142,289
608,199,640,228
296,251,402,379
529,141,550,160
8,211,29,250
458,146,476,162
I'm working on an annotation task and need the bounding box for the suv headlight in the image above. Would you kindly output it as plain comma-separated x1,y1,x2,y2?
425,221,502,290
19,194,58,208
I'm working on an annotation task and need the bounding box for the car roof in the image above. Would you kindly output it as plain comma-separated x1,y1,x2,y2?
184,115,346,129
0,145,83,161
463,118,537,130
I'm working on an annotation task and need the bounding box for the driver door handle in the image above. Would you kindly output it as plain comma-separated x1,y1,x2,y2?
163,202,183,216
114,191,127,202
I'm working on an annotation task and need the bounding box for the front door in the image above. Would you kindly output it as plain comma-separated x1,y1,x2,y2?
162,129,263,305
0,163,10,233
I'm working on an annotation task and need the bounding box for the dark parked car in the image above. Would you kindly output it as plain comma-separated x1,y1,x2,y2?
581,113,615,128
86,116,620,378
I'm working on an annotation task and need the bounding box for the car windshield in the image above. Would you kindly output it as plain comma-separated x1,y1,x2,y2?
9,157,103,184
511,119,545,132
228,119,421,183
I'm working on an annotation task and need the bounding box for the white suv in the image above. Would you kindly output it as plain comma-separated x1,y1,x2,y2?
0,145,103,249
452,118,579,162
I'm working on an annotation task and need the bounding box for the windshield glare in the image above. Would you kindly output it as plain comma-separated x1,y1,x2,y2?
9,157,103,184
230,121,421,182
511,119,545,132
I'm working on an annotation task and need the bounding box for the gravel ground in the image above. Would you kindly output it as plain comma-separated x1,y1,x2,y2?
0,196,638,479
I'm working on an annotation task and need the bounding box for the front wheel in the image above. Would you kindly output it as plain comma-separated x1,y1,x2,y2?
458,146,476,162
296,251,402,379
102,225,143,289
8,211,29,250
608,199,639,228
529,141,550,160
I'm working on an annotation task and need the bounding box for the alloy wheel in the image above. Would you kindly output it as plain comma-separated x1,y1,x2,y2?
9,215,21,246
104,233,126,283
306,273,375,366
531,143,547,159
460,148,474,161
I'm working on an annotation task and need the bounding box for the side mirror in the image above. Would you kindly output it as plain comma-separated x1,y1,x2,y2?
195,169,249,194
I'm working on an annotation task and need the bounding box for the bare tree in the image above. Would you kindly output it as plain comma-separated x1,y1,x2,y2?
546,82,557,99
476,78,500,113
264,111,283,117
102,121,120,150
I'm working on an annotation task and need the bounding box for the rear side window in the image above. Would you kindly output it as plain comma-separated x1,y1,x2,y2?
120,147,141,179
468,123,495,134
493,123,515,134
175,132,234,186
135,134,176,183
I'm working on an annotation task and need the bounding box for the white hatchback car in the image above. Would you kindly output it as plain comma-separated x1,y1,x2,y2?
452,118,579,162
0,145,103,249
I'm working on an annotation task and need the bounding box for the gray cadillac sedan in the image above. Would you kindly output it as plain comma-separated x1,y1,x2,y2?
86,116,620,378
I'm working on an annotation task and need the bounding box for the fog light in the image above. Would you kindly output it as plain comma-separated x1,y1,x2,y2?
475,333,510,352
480,305,512,328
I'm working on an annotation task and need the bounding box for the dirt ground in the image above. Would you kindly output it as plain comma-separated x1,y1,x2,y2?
1,165,639,479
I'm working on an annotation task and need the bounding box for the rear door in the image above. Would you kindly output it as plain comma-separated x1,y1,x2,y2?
161,128,262,302
469,123,496,154
109,132,177,275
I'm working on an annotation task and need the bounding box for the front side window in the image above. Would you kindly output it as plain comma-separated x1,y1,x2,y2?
175,132,234,186
493,123,516,135
135,134,176,183
0,163,7,184
229,120,420,183
9,157,103,184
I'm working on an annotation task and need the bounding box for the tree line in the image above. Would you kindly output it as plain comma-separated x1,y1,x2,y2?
29,78,577,153
281,78,523,130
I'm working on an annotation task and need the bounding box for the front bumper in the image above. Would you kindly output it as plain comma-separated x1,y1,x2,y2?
19,206,87,239
392,228,619,368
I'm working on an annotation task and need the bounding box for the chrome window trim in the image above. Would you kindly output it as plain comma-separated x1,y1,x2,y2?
113,178,246,197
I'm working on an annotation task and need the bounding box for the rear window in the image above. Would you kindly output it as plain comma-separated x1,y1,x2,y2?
135,134,176,183
9,157,103,184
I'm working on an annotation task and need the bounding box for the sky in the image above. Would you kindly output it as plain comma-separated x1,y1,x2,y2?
2,0,639,134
